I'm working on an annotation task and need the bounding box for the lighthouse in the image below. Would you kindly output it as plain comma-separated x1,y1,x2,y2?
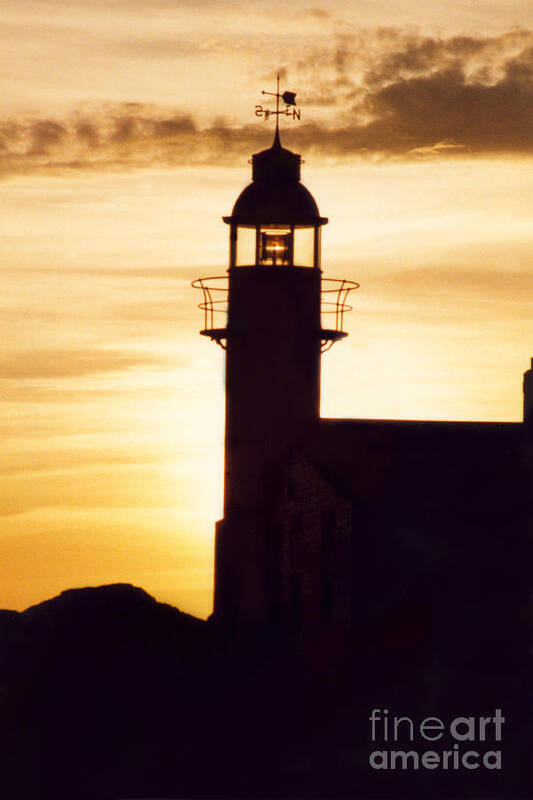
193,83,356,625
190,83,531,799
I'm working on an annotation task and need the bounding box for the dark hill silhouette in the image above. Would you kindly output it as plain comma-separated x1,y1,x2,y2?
1,584,316,799
0,584,528,799
1,584,221,799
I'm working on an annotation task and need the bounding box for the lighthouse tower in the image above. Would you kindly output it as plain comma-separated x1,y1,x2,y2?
193,88,356,626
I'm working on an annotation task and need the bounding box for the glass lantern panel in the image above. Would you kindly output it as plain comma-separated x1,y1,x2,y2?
235,226,256,266
293,227,315,267
259,227,291,266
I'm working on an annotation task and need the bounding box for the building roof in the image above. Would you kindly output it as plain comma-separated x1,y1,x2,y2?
298,417,526,526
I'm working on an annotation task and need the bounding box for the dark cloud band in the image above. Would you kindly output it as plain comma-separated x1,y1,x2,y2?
1,28,533,176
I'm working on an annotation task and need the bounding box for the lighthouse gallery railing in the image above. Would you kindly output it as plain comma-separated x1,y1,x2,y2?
191,275,358,351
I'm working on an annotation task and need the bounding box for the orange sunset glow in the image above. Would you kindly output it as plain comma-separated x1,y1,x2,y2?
2,0,533,618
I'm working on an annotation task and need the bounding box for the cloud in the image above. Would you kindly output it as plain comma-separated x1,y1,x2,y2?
0,347,167,380
383,266,533,299
75,121,99,148
28,120,67,155
306,8,329,20
0,105,203,177
360,62,533,155
2,28,533,175
364,266,533,327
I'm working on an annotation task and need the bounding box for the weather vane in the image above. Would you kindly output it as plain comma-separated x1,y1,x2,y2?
255,73,301,128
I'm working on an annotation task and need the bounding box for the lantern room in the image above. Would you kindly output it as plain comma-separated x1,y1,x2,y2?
192,126,358,352
223,129,328,269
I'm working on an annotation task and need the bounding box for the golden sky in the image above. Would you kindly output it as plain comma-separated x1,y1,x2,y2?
2,0,533,617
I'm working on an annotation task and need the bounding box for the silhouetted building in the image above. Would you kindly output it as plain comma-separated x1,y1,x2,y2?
193,131,532,677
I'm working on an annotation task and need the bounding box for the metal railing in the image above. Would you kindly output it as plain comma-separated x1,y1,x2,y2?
191,276,229,332
191,274,358,349
319,277,359,351
321,278,358,333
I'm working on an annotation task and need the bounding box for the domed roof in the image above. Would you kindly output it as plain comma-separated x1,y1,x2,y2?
224,130,327,227
230,180,322,226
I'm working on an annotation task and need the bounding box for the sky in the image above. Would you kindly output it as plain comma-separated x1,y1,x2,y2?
2,0,533,618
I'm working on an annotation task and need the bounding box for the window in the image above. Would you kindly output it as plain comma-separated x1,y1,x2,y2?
235,226,256,266
259,228,291,266
232,224,320,268
293,227,314,267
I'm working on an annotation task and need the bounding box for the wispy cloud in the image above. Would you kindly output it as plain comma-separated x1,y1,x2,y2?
0,347,168,380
